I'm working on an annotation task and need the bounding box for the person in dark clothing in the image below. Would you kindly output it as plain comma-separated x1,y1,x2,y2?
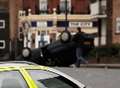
73,27,88,67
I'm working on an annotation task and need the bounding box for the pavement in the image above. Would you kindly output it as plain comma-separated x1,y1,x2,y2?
70,64,120,69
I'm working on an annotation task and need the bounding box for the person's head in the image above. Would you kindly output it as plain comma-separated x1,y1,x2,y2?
77,27,81,33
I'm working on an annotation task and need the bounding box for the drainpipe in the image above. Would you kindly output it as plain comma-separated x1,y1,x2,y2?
65,0,68,31
97,0,102,63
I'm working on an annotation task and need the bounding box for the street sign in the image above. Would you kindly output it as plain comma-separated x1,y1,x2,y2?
69,22,93,28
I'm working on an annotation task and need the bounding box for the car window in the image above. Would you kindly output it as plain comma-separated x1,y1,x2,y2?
28,70,80,88
0,71,28,88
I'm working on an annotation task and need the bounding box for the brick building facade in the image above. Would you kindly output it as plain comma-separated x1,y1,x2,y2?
0,0,23,59
106,0,120,44
2,0,120,59
0,0,92,58
23,0,90,14
111,0,120,44
19,0,98,48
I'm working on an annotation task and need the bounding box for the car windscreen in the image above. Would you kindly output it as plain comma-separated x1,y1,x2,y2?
0,71,28,88
27,70,80,88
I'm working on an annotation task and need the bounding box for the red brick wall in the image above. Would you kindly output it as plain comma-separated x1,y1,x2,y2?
23,0,36,14
48,0,60,14
112,0,120,44
72,0,90,14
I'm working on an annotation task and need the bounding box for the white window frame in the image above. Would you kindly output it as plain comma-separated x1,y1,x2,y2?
116,17,120,33
39,0,48,12
0,40,5,49
0,20,5,29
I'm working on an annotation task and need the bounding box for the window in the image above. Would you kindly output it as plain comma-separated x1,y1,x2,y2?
39,0,48,14
28,70,80,88
0,40,5,49
0,71,28,88
60,0,71,13
91,0,98,3
18,27,24,41
100,0,107,15
37,21,47,28
0,20,5,29
57,21,69,27
116,17,120,33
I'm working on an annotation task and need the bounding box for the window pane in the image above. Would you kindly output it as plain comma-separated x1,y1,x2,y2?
60,0,71,13
0,71,28,88
39,0,47,12
116,18,120,33
0,20,5,29
0,40,5,49
28,70,80,88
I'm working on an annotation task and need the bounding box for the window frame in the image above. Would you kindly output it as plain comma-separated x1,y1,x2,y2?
0,20,5,29
60,0,71,13
116,17,120,34
0,40,5,49
91,0,98,3
39,0,48,13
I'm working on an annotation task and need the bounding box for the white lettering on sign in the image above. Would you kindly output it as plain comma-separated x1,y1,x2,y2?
69,22,93,28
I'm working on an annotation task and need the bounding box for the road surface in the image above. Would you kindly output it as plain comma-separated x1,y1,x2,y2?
54,67,120,88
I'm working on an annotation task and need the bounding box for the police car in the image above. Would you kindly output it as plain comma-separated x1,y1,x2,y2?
0,61,86,88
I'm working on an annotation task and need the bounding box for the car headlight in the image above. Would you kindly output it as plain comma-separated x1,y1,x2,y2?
60,31,71,43
22,48,31,58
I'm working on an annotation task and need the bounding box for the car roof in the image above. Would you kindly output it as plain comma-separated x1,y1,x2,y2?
0,61,85,88
0,61,36,65
0,61,49,71
0,61,42,68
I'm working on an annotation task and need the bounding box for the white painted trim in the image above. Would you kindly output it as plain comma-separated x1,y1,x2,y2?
0,40,5,49
0,20,5,29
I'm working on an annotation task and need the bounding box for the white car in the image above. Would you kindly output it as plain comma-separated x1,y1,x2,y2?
0,61,86,88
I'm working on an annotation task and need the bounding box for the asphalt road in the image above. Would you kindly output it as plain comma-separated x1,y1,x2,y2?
54,67,120,88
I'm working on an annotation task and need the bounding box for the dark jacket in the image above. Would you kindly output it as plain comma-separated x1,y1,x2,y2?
72,32,85,46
